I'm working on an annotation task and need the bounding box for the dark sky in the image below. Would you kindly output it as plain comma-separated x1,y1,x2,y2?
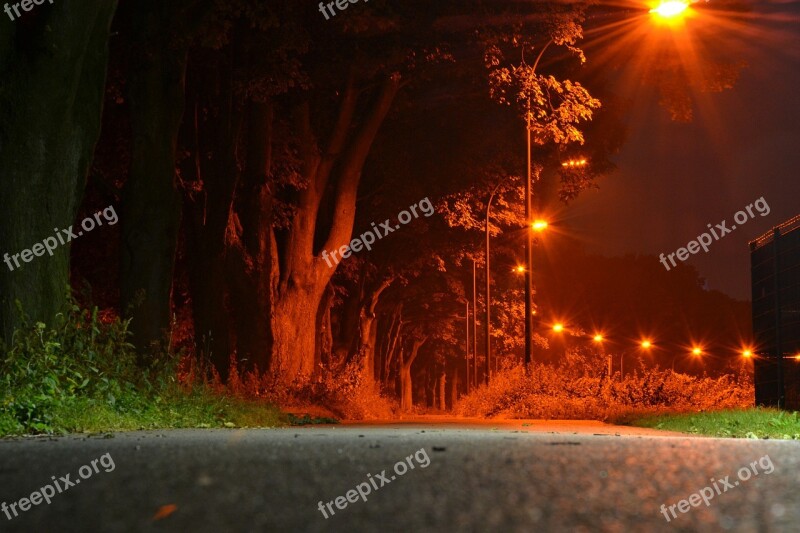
569,0,800,300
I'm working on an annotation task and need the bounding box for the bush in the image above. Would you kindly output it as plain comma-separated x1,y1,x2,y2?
456,356,753,420
182,355,397,420
0,300,149,433
0,299,285,435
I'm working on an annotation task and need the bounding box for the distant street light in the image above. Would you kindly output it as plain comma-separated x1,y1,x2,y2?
641,340,653,350
552,323,564,333
561,158,588,168
742,349,753,359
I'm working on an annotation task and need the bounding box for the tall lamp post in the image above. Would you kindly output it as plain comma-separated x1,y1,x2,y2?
523,41,553,368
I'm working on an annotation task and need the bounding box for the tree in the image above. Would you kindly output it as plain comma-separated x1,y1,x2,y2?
0,1,119,341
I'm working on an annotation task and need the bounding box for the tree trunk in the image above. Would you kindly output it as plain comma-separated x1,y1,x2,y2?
357,277,394,382
270,73,401,383
121,2,190,360
450,370,459,409
182,47,245,380
226,101,274,373
439,372,447,411
271,282,326,379
0,1,118,341
399,337,426,412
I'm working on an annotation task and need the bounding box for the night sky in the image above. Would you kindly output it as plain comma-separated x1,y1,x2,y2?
570,0,800,299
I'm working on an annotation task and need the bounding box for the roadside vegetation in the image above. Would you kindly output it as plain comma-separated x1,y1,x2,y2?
456,349,753,422
0,299,399,436
628,408,800,439
0,301,286,436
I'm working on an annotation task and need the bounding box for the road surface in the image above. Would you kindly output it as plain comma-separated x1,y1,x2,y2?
0,419,797,532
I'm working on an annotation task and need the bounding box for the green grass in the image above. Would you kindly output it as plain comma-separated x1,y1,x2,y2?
628,408,800,439
0,390,288,437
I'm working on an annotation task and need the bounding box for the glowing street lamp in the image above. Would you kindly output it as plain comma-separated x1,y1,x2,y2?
552,323,564,333
742,349,753,359
691,346,703,356
532,220,549,232
593,334,604,343
650,1,689,19
641,340,652,350
513,265,526,274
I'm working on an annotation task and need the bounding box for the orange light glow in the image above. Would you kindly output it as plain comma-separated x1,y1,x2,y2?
742,349,752,359
650,1,689,19
513,265,526,274
691,346,703,356
561,158,588,168
593,334,604,342
552,323,564,333
532,220,549,232
641,340,652,349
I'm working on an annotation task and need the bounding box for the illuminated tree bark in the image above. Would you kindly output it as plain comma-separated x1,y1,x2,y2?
400,337,427,411
270,73,401,382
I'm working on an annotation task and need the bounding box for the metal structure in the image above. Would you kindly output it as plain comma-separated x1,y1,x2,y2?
749,214,800,409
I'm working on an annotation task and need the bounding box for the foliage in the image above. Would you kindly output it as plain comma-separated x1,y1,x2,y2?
181,356,396,421
0,299,284,435
456,353,753,420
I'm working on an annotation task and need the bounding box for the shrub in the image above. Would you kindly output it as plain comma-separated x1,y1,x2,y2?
456,357,753,420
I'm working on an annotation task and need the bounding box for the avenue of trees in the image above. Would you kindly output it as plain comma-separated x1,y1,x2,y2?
0,0,748,410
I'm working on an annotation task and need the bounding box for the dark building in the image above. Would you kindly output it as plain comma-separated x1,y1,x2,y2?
750,215,800,409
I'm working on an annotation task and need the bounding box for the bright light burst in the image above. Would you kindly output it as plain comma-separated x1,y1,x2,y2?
650,1,690,19
531,220,548,232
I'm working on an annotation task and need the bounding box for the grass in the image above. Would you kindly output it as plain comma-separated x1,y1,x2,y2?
0,389,288,437
627,408,800,439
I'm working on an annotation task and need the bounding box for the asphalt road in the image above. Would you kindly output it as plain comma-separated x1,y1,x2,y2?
0,420,797,532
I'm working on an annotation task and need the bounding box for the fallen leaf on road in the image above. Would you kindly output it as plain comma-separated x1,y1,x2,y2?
153,504,177,521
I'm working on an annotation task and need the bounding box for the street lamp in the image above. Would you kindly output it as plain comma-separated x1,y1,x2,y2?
674,345,703,371
593,333,610,376
524,40,555,369
532,220,549,232
649,1,690,19
484,175,517,385
552,323,564,333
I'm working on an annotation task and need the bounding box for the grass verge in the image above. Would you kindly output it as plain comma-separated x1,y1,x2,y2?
626,408,800,439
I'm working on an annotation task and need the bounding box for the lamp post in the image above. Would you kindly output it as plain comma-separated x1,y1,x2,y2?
472,259,478,388
524,41,554,368
484,177,514,384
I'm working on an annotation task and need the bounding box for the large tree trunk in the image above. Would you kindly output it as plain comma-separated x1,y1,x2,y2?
270,72,401,383
226,101,274,373
271,282,326,378
0,1,118,341
121,1,190,360
182,46,245,380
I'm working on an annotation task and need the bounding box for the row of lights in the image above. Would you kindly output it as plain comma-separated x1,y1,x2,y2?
553,323,760,360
